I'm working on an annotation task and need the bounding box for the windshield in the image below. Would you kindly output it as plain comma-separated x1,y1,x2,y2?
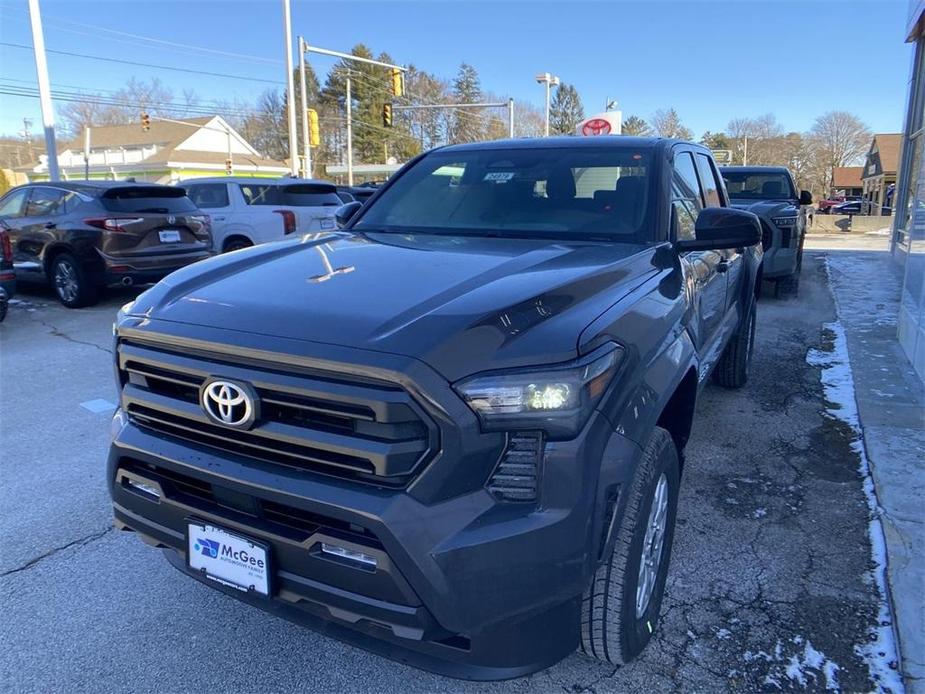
354,146,654,241
720,171,795,200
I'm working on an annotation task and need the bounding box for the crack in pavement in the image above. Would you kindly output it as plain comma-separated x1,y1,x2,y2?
0,527,114,578
36,318,113,355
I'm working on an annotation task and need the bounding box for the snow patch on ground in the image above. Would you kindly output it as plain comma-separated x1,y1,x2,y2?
804,257,904,693
865,227,892,237
744,637,840,690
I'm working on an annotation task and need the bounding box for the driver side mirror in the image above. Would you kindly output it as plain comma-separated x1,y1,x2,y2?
334,201,363,229
676,207,761,252
799,190,813,205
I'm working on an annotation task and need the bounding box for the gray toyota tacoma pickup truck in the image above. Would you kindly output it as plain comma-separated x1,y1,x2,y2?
108,137,762,680
720,165,812,297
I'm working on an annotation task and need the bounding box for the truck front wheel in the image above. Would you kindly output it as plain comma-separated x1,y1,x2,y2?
580,426,680,666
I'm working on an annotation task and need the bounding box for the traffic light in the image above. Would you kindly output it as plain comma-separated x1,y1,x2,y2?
141,112,150,131
390,68,403,98
307,108,320,147
382,103,393,128
225,158,233,175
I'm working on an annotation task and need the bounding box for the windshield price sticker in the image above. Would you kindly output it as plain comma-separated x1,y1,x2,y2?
484,172,515,182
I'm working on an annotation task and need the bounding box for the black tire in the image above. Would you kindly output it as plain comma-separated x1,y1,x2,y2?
223,238,253,253
713,294,756,388
50,253,98,308
581,426,680,666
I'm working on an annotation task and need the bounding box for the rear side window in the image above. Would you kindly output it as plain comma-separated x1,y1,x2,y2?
101,187,197,213
694,154,723,208
672,152,704,242
186,184,230,209
238,184,277,205
0,189,29,218
279,184,341,206
25,187,67,216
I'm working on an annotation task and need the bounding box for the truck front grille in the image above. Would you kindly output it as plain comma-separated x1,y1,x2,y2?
117,338,437,486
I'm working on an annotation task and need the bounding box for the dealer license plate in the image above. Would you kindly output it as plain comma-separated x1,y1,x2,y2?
159,230,182,243
187,522,270,597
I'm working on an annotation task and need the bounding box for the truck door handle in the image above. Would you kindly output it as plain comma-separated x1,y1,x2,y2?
716,260,729,274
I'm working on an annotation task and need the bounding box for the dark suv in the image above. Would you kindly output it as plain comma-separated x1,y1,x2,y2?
0,181,212,307
109,138,762,679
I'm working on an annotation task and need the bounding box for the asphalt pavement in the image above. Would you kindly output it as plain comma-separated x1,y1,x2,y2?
0,241,906,693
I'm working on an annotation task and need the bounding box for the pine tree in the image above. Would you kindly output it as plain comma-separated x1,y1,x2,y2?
450,63,484,143
549,83,584,135
621,115,651,136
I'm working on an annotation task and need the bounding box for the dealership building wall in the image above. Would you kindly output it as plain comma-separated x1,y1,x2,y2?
893,1,925,382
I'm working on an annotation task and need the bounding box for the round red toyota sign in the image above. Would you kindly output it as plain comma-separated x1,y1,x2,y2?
581,118,612,136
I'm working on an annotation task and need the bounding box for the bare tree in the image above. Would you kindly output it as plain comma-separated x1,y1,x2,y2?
809,111,872,190
651,108,693,140
726,114,784,165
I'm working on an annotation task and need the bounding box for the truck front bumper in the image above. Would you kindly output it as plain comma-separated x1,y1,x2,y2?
109,410,643,680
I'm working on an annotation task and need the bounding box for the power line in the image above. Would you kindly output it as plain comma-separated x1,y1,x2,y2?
0,42,284,86
0,86,263,120
0,6,282,66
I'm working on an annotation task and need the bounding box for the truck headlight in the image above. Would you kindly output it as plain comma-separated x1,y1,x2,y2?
453,343,623,438
772,215,798,227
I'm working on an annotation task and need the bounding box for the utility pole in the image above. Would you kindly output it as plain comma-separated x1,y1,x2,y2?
83,127,90,180
508,98,514,138
28,0,59,180
298,36,311,178
282,0,298,175
743,136,748,166
345,75,353,186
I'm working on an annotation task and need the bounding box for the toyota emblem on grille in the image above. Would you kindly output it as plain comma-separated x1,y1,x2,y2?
167,215,176,224
200,379,258,429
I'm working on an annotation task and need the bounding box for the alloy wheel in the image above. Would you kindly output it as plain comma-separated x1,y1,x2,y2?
636,473,669,618
54,259,79,303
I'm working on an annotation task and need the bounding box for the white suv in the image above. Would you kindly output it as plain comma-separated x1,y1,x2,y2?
181,177,340,252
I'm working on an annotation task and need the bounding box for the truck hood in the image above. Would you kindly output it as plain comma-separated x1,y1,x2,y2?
729,198,799,219
129,232,657,380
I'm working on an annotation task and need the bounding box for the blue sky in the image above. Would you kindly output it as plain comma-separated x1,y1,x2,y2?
0,0,914,139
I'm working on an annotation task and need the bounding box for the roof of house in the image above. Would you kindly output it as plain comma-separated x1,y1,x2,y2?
143,146,286,169
868,133,903,174
833,166,863,189
62,117,215,152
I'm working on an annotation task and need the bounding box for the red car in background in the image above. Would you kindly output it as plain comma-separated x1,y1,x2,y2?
817,194,861,214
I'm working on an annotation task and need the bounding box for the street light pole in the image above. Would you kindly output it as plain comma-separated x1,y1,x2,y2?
535,72,560,137
508,98,514,138
282,0,298,175
28,0,59,180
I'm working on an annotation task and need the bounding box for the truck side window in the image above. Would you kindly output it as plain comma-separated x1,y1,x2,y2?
694,154,722,208
672,152,703,242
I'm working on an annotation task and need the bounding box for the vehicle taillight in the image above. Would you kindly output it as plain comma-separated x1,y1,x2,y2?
0,230,12,263
273,209,297,234
84,217,144,232
190,214,210,229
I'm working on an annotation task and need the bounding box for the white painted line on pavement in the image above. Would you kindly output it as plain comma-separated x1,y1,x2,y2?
80,399,116,414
